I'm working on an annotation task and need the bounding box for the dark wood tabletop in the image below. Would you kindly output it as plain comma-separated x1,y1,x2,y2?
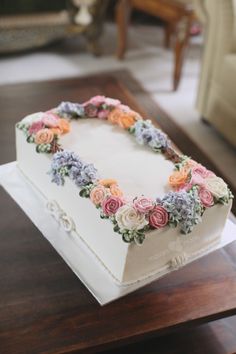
0,72,236,354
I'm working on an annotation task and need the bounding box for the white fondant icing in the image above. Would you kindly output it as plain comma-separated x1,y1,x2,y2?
169,253,187,270
16,118,232,283
60,119,174,199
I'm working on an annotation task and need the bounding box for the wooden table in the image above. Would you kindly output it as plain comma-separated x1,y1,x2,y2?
1,73,236,354
116,0,195,90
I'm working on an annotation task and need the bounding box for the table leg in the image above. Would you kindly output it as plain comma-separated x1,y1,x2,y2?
173,16,192,91
116,0,132,60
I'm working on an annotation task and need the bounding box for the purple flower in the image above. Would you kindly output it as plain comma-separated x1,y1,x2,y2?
56,102,84,118
50,150,99,187
50,150,83,185
133,120,169,150
51,151,83,170
74,163,99,186
51,170,65,186
160,189,202,233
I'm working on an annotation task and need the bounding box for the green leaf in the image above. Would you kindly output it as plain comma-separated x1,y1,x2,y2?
128,126,135,134
134,233,145,245
113,224,120,233
79,189,87,198
169,220,178,228
122,233,133,243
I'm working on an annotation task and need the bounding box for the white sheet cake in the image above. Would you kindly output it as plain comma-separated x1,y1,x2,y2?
16,96,233,284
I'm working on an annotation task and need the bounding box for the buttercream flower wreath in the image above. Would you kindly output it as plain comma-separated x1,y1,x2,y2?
17,96,233,245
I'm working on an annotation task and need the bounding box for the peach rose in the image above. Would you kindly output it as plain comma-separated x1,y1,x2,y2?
99,179,118,187
107,108,121,124
169,167,190,189
110,184,123,197
50,127,63,136
90,185,107,206
58,118,70,134
35,128,54,144
118,113,136,129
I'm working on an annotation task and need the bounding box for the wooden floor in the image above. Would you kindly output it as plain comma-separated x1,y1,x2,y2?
101,316,236,354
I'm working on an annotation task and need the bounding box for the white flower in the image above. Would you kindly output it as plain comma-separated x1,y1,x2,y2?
21,112,44,126
115,204,148,231
204,176,228,199
59,213,75,233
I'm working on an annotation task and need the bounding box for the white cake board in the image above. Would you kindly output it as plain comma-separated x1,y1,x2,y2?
1,162,236,305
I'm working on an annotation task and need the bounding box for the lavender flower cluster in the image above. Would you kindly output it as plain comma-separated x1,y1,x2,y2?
56,102,84,118
50,150,99,187
158,189,203,234
132,120,170,151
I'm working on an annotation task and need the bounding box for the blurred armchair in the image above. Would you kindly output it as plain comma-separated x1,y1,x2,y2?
195,0,236,147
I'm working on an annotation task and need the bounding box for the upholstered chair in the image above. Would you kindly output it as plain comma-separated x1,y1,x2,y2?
195,0,236,147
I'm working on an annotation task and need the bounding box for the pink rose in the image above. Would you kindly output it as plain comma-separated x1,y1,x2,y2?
192,164,213,179
29,120,45,134
42,112,60,127
177,182,193,192
118,104,131,112
104,97,121,107
190,173,205,187
110,184,123,197
89,95,106,106
90,185,107,206
102,196,124,216
199,187,214,207
205,170,215,178
98,109,110,119
149,206,169,228
133,197,154,213
181,172,205,192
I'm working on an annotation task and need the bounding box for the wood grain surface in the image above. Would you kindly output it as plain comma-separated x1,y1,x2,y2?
0,71,236,354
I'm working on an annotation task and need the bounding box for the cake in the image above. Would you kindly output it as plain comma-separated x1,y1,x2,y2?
16,96,233,285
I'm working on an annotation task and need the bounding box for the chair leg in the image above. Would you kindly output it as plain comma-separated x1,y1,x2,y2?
164,22,173,49
116,0,132,60
173,16,191,91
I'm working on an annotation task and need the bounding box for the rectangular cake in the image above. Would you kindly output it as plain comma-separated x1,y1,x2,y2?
16,96,233,284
